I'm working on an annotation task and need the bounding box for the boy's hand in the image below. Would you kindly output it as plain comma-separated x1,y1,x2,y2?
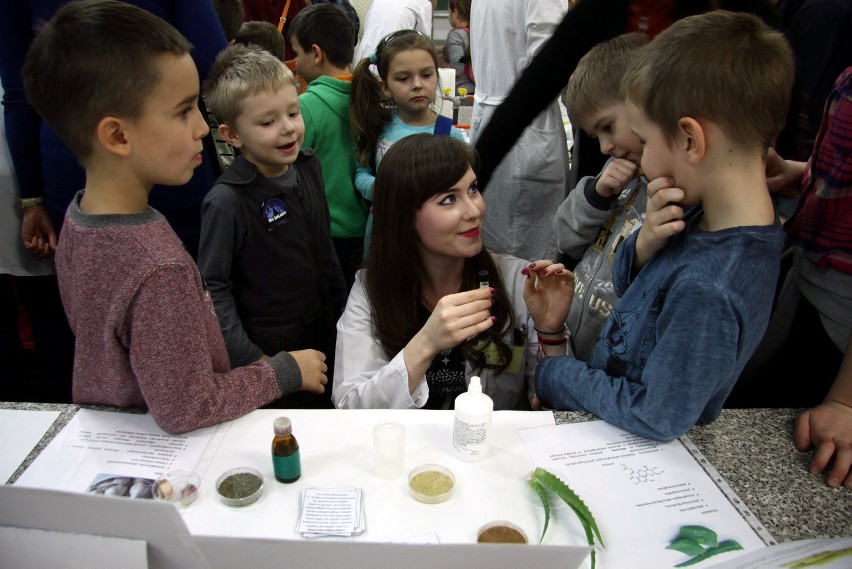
21,204,57,259
290,349,328,394
765,147,805,197
796,399,852,489
635,176,685,269
595,158,639,198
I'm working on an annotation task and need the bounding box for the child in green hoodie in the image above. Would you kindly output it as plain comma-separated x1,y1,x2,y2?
289,4,368,290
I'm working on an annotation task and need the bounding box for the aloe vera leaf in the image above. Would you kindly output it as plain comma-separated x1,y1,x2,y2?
667,538,706,556
677,525,718,547
568,502,598,569
675,540,744,567
526,478,551,544
531,468,604,547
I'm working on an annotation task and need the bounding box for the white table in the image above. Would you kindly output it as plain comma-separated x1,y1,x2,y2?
184,409,569,545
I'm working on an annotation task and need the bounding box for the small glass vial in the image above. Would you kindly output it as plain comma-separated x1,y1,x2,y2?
478,269,490,289
272,416,301,483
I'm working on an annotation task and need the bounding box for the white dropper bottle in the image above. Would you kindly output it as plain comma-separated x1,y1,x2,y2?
452,376,493,462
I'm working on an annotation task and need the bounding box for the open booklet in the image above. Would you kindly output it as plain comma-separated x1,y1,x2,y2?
706,536,852,569
518,420,774,569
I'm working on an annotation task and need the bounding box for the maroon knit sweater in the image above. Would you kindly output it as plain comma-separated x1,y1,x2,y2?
56,195,283,433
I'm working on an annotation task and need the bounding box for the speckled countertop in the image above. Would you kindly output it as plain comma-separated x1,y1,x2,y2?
555,408,851,542
3,403,850,542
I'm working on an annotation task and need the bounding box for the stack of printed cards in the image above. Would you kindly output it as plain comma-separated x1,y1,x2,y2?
296,488,366,538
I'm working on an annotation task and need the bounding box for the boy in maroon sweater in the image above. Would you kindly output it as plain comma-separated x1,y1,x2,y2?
21,0,327,433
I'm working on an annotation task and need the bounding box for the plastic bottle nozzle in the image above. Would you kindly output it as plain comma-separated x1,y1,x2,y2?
470,375,482,394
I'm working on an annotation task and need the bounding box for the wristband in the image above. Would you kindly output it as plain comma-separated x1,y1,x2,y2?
538,335,568,346
17,196,45,208
534,324,567,336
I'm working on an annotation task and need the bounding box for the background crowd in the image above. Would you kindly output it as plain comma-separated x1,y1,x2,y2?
1,0,849,489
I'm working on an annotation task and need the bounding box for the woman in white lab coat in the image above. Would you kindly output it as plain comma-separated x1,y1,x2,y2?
353,0,433,64
332,135,574,411
469,0,569,263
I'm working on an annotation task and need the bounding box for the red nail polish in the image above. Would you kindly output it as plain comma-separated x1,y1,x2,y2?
521,268,529,275
491,316,496,323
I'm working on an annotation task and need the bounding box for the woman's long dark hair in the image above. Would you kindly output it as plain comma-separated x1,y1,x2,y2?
365,135,514,372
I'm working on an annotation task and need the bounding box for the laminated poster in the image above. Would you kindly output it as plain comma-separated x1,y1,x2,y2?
13,409,217,499
518,420,773,569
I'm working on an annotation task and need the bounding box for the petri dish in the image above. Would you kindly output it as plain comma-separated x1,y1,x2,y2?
216,467,264,507
477,520,528,544
153,469,201,507
408,464,454,504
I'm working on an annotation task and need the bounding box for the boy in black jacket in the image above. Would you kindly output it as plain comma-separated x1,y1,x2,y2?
200,45,347,408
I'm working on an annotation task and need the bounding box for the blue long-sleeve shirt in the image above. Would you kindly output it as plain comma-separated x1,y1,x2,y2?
536,207,784,441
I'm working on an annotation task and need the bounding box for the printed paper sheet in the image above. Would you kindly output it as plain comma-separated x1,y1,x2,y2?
518,420,769,569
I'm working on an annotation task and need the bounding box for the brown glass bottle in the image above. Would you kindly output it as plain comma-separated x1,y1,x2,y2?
272,416,301,483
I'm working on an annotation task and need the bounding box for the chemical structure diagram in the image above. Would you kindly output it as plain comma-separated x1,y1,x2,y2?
621,463,664,484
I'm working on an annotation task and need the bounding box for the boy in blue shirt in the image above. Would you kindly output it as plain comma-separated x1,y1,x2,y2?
536,11,794,441
200,45,347,408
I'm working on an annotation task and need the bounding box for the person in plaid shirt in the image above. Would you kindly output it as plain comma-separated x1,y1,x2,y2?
730,67,852,490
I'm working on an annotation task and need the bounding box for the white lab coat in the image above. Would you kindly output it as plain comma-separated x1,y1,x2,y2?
469,0,569,262
332,254,547,410
353,0,433,64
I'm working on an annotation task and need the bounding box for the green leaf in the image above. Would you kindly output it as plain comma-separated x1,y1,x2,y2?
677,525,718,547
530,467,605,548
569,502,598,569
667,538,706,556
675,540,744,567
526,478,551,544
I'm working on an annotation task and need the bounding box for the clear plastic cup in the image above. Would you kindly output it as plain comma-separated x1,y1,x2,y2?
373,421,406,478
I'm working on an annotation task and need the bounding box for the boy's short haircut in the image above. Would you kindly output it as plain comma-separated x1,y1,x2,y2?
287,4,357,68
22,0,191,161
204,44,297,127
212,0,246,42
449,0,471,19
563,33,647,126
235,21,287,61
623,10,794,153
